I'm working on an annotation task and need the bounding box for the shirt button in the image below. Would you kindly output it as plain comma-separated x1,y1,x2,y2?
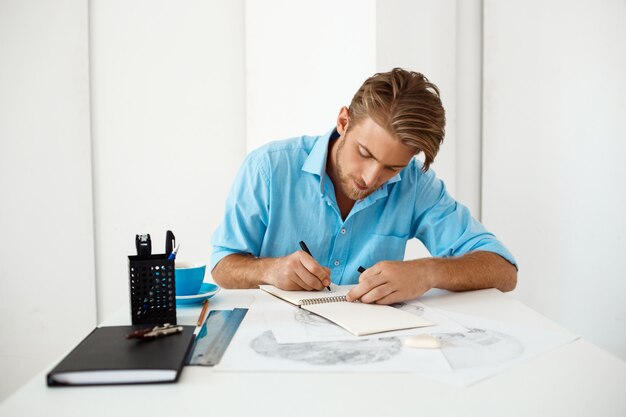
340,228,346,235
334,260,340,266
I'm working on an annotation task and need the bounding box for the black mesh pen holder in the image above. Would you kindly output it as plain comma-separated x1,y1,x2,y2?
128,254,177,325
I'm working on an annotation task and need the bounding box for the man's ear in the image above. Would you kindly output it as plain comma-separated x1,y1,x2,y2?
336,106,350,135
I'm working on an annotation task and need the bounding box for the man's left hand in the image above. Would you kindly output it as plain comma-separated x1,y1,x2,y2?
346,259,434,304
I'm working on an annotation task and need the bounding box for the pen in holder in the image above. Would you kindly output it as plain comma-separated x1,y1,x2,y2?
128,253,177,325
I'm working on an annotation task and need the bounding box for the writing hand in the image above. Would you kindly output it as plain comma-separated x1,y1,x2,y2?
267,251,331,291
346,260,434,304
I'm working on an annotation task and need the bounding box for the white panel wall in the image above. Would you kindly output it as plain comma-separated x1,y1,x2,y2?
483,0,626,359
90,0,246,321
245,0,376,151
0,0,96,400
455,0,483,219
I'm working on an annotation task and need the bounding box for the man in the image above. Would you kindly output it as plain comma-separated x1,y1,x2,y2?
211,68,517,304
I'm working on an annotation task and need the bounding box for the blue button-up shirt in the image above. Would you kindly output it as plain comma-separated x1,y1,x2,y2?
211,128,516,284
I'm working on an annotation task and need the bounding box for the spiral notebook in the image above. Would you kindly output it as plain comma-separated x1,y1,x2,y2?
259,284,434,336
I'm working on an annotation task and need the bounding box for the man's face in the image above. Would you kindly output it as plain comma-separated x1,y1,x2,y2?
334,117,415,201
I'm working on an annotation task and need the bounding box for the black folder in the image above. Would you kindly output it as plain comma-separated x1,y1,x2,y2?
47,325,195,386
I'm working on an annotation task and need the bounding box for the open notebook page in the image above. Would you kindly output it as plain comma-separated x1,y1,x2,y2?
259,284,434,336
303,301,433,336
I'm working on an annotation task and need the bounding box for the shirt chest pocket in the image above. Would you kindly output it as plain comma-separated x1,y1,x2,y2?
359,233,409,268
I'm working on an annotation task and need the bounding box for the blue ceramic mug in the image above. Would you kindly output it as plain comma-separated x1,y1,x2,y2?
174,261,206,296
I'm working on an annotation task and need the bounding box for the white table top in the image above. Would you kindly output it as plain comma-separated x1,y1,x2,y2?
1,288,625,417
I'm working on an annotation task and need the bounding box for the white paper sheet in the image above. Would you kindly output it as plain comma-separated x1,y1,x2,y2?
215,299,451,373
215,293,580,386
413,310,580,386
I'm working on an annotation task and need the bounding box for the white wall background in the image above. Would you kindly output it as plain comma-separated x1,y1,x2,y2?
483,0,626,359
90,0,246,321
1,0,624,403
0,0,96,400
246,0,376,152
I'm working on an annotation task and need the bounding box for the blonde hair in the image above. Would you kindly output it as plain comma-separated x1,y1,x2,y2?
348,68,446,171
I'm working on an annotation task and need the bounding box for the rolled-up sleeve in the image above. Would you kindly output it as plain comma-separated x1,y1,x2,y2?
210,152,270,271
412,169,517,269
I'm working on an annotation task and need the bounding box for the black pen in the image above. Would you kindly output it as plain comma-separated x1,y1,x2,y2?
299,241,331,292
351,266,367,303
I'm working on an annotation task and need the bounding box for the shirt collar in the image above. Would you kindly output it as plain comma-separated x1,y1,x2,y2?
302,127,337,177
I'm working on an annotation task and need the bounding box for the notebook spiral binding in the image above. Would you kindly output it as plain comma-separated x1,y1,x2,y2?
299,295,348,306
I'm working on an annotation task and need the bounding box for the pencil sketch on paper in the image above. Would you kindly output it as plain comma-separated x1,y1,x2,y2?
288,309,349,339
390,302,425,316
434,328,524,369
293,308,334,327
250,331,402,365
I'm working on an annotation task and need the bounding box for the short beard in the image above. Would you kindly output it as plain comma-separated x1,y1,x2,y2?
334,137,375,201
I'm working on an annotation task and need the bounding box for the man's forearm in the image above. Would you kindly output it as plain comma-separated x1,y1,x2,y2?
420,250,517,293
213,250,516,293
211,253,275,289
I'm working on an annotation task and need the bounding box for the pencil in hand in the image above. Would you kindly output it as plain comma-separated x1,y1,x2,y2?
299,240,332,292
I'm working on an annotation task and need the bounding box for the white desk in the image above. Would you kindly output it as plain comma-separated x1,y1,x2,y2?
1,289,625,417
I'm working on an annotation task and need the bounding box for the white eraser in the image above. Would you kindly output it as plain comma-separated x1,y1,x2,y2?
404,334,441,349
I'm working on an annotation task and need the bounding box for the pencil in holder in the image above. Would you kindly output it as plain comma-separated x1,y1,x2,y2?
128,254,177,325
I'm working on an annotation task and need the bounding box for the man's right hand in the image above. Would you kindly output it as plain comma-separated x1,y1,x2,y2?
266,250,331,291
